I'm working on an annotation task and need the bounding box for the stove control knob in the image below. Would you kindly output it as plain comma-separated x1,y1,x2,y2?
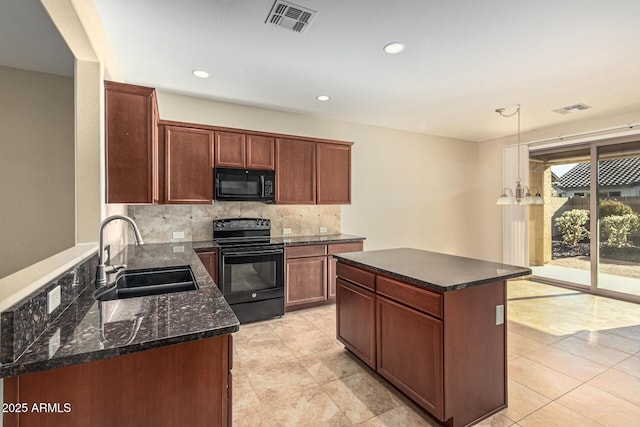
251,293,257,298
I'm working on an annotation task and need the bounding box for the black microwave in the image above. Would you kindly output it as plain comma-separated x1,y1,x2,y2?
214,167,275,202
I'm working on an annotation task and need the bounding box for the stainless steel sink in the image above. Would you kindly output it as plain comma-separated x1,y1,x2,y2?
94,266,198,301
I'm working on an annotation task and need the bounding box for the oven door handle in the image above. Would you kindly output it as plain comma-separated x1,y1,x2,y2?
223,249,283,257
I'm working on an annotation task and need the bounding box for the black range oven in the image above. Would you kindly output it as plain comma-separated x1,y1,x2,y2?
214,218,284,323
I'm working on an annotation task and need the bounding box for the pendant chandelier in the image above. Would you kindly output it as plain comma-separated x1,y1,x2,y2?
496,104,543,206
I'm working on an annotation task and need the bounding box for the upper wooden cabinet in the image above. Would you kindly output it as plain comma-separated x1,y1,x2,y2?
317,143,351,204
275,138,316,204
247,135,276,170
165,126,214,204
215,132,275,170
105,81,158,203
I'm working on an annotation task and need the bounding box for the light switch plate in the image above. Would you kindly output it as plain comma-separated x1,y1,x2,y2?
47,285,61,314
320,227,328,233
283,228,292,235
496,304,504,325
172,231,185,239
172,245,185,253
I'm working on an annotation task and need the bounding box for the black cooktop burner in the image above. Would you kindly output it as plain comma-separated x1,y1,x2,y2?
213,218,282,249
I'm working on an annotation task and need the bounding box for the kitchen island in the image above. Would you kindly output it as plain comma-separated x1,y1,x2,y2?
334,248,531,427
1,243,239,427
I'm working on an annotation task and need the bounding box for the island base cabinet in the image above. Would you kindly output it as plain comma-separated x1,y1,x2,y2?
336,260,508,427
3,335,232,427
376,295,444,420
336,278,376,369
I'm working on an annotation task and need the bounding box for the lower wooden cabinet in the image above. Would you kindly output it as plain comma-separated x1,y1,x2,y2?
3,336,233,427
336,278,376,368
286,256,327,306
376,295,443,418
285,241,363,311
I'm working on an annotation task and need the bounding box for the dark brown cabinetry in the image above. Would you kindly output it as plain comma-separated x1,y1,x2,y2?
197,250,219,285
215,132,275,170
105,81,353,206
327,242,363,300
377,295,444,418
286,255,327,306
285,245,326,308
164,126,214,204
247,135,276,170
105,81,158,203
336,261,507,427
285,242,363,311
275,138,316,204
336,277,376,368
317,143,351,204
4,336,233,427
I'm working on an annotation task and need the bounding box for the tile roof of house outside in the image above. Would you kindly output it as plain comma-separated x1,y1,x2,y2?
557,157,640,189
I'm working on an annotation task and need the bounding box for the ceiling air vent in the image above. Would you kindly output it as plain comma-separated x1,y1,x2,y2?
265,0,317,33
552,103,592,115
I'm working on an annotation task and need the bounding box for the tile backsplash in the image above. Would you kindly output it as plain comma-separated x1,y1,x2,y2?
127,203,341,244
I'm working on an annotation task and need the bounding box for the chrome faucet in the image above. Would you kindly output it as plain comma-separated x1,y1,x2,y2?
95,215,144,287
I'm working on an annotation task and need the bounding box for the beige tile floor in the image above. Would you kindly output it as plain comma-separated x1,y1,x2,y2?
232,280,640,426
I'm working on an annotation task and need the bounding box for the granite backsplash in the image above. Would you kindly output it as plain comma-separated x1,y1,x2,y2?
127,203,341,244
1,252,98,364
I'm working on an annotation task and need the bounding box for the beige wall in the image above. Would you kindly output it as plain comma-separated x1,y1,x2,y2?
0,66,75,279
477,108,640,263
157,92,481,258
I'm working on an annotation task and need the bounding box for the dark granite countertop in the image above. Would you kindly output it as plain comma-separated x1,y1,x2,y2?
279,234,365,246
0,243,239,378
334,248,531,292
191,234,365,252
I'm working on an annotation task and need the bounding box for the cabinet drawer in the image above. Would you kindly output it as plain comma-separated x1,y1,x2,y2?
328,241,363,255
376,276,443,319
286,244,327,258
336,263,375,291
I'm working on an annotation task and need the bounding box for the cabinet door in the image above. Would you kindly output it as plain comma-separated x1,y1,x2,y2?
215,131,246,168
328,242,364,300
376,295,444,419
246,135,275,170
317,143,351,204
275,138,316,204
285,256,327,308
105,81,158,203
337,278,376,368
165,126,214,203
197,251,219,286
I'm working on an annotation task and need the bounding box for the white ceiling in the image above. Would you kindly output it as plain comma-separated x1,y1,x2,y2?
0,0,73,77
7,0,640,142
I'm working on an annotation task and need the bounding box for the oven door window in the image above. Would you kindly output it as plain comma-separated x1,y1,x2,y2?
221,250,283,295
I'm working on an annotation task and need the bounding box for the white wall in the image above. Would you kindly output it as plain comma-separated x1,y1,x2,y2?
0,65,75,279
157,91,482,258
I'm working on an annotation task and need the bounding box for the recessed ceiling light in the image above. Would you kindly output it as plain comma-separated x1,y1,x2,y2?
316,95,330,101
192,70,210,78
383,42,404,54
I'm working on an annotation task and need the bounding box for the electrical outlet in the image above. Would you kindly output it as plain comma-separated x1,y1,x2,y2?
48,328,61,358
172,231,185,239
172,245,185,253
319,227,328,233
283,228,292,235
496,304,504,325
47,285,61,314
